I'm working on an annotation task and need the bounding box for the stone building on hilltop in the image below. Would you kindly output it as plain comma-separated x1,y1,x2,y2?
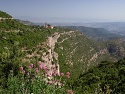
44,22,54,29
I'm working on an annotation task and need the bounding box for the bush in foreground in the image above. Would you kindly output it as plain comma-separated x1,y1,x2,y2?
2,61,73,94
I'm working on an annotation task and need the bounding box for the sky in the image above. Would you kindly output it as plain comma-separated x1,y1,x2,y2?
0,0,125,23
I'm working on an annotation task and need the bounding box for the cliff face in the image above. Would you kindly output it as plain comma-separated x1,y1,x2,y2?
42,32,60,75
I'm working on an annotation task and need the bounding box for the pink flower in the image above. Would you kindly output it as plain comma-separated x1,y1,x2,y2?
20,66,26,74
53,67,57,71
54,80,58,83
39,65,43,69
35,68,39,73
28,65,32,69
38,61,42,65
66,72,70,75
54,71,59,76
66,75,70,78
35,68,38,70
45,69,49,73
47,73,51,77
43,66,47,70
20,66,23,71
60,73,64,76
47,81,53,85
58,82,62,86
35,69,39,74
22,70,25,74
67,90,73,94
30,63,34,68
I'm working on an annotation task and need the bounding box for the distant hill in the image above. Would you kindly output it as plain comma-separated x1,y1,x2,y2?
15,19,35,26
83,22,125,36
63,26,124,41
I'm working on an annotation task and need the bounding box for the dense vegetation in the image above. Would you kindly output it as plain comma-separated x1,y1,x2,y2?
0,10,12,18
0,12,56,90
73,58,125,94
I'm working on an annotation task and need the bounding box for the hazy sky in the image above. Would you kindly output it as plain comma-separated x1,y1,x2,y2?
0,0,125,23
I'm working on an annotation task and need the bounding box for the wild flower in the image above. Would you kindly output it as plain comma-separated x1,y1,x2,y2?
38,61,42,65
60,73,64,76
17,61,72,93
47,81,53,85
30,63,34,68
34,68,39,73
20,66,23,71
39,64,43,69
66,75,70,78
54,71,59,76
53,67,57,71
45,69,49,73
67,90,73,94
66,72,70,78
22,70,25,74
43,65,47,70
35,68,38,70
47,72,52,77
54,80,58,83
66,72,70,75
28,65,32,69
20,66,26,74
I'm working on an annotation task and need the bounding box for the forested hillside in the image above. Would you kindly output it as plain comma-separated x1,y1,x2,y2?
73,58,125,94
